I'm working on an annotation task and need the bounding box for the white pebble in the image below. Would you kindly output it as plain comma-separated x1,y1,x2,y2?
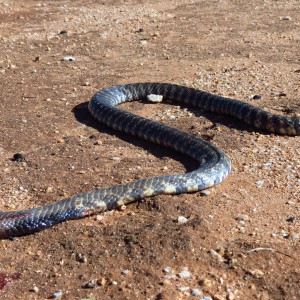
164,274,177,280
147,94,163,102
255,180,264,186
178,270,191,278
191,288,201,296
287,201,295,205
208,249,223,261
140,40,148,46
177,286,190,292
262,161,272,167
62,56,75,61
52,291,62,298
121,269,130,275
111,156,121,161
96,215,104,223
177,216,188,224
163,267,172,273
281,16,291,20
200,190,211,196
31,286,39,293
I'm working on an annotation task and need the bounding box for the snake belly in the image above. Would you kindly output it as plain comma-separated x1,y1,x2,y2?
0,82,299,238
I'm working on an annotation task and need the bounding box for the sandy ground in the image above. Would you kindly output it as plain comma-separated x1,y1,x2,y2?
0,0,299,299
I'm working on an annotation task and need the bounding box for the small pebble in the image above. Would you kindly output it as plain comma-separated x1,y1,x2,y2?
140,40,148,46
191,288,201,296
82,279,98,289
248,269,264,278
96,215,104,223
56,138,65,144
12,153,26,162
45,186,53,194
163,267,172,273
199,278,212,288
278,92,287,97
160,281,169,288
286,216,295,222
213,294,226,300
76,253,87,263
147,94,163,102
121,269,130,275
177,216,188,224
62,56,75,61
200,297,213,300
227,292,235,300
77,170,86,174
164,274,177,280
177,286,189,292
288,232,299,241
51,291,63,298
30,286,39,293
98,278,107,286
255,180,264,186
209,249,223,261
59,30,67,34
100,32,108,39
178,270,190,279
280,16,291,20
235,214,250,222
249,94,261,100
200,190,211,196
262,161,272,167
111,156,121,161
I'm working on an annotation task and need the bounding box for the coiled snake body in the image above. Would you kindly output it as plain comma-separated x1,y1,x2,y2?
0,83,299,238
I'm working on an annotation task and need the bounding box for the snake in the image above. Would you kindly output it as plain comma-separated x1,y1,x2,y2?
0,83,299,239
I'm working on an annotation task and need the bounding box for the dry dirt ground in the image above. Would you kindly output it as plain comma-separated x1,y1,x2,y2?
0,0,299,299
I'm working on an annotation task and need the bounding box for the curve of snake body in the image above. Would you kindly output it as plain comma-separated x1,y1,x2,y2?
0,83,299,239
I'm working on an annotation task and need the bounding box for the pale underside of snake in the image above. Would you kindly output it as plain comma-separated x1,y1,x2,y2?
0,83,299,238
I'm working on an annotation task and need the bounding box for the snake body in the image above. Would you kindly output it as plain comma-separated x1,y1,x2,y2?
0,83,299,238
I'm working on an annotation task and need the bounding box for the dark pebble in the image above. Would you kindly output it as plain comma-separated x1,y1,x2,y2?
59,30,67,34
278,92,287,97
251,95,261,100
286,216,295,223
12,153,26,162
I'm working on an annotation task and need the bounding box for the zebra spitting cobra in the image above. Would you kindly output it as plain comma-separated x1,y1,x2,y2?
0,83,299,238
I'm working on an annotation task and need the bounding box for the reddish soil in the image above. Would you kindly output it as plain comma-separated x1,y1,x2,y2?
0,0,299,299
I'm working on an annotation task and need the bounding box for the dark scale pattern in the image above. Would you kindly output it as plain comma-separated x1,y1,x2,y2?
0,83,298,239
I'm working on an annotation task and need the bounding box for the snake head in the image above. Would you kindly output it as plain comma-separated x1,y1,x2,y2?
292,117,300,136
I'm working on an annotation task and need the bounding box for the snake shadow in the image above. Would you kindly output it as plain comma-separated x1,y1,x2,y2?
72,102,199,173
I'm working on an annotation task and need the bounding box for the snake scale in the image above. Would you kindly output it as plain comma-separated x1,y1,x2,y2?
0,83,299,238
